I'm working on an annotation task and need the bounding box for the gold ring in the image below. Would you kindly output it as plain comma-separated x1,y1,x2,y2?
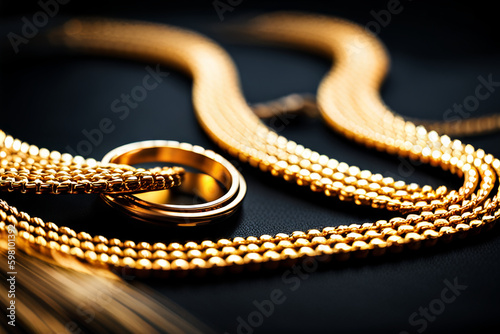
100,140,246,226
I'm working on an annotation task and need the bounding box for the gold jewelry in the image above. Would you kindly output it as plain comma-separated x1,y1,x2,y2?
100,140,246,226
0,133,184,195
1,14,499,277
252,93,500,137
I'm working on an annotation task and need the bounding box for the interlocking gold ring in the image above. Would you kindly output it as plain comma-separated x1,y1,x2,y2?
100,140,246,226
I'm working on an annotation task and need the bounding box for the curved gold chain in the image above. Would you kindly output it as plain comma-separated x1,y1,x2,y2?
1,14,499,277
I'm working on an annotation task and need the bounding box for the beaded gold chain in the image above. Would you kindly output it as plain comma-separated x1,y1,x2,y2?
1,13,499,277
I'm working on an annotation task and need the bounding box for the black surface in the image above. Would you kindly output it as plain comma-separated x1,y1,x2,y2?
1,1,500,333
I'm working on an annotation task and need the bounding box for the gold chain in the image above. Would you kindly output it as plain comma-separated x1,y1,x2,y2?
0,131,184,194
252,93,500,137
1,14,499,277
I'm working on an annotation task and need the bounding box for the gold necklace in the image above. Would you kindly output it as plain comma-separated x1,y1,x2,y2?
1,14,498,277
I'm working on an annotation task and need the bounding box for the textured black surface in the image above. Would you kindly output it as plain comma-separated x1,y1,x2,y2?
1,1,500,333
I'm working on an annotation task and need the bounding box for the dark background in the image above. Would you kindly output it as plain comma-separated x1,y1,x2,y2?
1,1,499,333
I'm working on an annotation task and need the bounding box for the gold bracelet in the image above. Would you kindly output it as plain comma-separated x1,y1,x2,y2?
1,14,499,277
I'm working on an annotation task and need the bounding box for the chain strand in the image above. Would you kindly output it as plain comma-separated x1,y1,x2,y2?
0,131,184,194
